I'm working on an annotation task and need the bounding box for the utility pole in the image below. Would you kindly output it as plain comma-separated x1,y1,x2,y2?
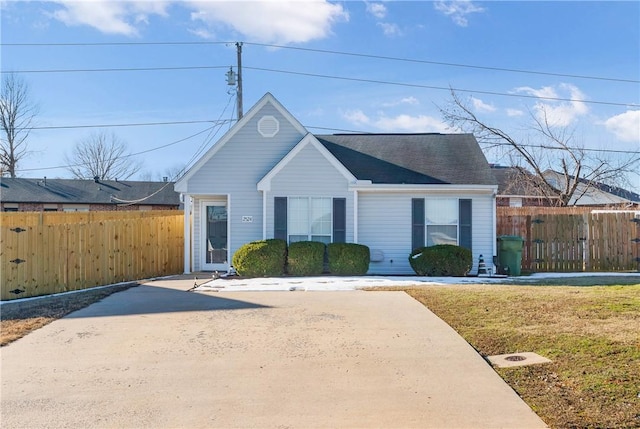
236,42,243,120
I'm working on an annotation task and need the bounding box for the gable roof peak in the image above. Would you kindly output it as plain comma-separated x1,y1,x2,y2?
174,92,307,192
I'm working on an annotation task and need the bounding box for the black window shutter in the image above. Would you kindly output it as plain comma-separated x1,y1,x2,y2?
274,197,287,241
459,199,472,250
411,198,425,251
333,198,346,243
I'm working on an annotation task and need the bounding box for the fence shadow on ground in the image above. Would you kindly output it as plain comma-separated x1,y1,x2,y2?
28,284,272,319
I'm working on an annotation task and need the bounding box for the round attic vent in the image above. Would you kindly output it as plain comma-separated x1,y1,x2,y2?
258,115,279,138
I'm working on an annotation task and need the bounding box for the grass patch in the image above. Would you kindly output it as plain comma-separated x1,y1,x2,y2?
511,275,640,287
1,283,135,346
393,282,640,429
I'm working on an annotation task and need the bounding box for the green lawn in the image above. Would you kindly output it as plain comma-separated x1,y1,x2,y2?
397,280,640,428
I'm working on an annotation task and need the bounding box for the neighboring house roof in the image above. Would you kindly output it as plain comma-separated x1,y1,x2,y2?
316,133,496,185
579,178,640,203
491,165,556,198
0,178,180,206
543,170,640,206
490,165,639,206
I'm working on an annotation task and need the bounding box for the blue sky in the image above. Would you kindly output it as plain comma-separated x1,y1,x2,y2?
1,1,639,190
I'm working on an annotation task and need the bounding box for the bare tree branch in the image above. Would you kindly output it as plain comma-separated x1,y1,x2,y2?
439,89,640,206
64,131,142,180
0,73,40,177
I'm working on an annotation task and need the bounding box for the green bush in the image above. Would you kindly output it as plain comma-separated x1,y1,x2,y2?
409,244,472,276
286,241,325,276
232,239,287,277
327,243,370,275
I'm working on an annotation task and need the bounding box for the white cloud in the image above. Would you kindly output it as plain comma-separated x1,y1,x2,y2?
513,85,558,99
188,27,214,39
50,1,169,36
514,83,588,127
471,97,495,113
382,96,420,107
506,108,524,117
343,104,447,132
434,1,484,27
366,2,386,19
342,109,370,125
374,114,449,133
604,110,640,142
376,22,401,37
187,1,349,44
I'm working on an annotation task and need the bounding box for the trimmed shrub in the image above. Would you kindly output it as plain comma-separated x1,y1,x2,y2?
409,244,472,276
232,239,287,277
286,241,325,276
327,243,370,275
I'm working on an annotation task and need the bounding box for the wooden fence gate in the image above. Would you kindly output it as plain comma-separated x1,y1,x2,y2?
497,208,640,273
1,211,184,301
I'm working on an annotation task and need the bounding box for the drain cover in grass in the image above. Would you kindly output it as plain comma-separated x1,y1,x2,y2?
487,352,551,368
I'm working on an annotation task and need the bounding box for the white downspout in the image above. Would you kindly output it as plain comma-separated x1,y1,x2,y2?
183,194,191,274
492,190,497,273
262,191,267,240
353,189,359,243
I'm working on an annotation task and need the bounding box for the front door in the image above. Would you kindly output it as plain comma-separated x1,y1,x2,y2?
202,202,228,271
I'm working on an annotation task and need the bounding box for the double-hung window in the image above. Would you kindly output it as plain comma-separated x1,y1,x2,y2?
288,197,332,244
412,197,472,251
274,196,346,244
425,198,458,246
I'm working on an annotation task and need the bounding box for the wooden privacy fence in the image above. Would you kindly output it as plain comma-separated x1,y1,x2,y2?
1,211,184,301
497,207,640,273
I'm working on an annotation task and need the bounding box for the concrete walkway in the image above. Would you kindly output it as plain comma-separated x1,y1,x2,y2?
1,278,548,429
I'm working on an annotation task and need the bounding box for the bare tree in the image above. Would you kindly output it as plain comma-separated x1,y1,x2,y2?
0,73,40,177
440,90,640,206
65,131,142,180
138,163,187,182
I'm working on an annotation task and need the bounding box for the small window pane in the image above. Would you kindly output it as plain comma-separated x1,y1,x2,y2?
310,198,331,235
425,199,457,225
426,225,457,246
311,235,331,244
289,197,308,235
289,235,308,243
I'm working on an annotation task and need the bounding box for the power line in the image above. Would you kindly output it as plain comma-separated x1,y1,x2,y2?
3,65,229,74
110,93,237,205
18,119,231,131
245,42,640,85
4,63,636,107
1,41,232,47
245,66,639,108
17,126,216,173
304,125,640,155
482,141,640,155
4,40,637,84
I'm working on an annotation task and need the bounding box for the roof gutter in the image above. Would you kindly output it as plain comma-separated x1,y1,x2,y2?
349,183,498,194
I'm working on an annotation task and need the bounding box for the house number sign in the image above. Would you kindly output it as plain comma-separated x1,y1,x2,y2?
242,216,253,223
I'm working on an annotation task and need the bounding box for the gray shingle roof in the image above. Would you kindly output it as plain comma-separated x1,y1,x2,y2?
0,178,180,206
491,165,551,197
315,133,496,186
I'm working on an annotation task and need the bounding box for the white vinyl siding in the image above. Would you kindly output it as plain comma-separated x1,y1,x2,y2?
265,143,353,242
359,191,494,275
183,102,305,269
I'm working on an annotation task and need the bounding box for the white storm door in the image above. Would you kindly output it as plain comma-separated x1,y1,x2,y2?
202,202,228,271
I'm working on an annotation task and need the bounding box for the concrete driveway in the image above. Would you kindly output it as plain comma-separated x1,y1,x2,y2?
1,278,547,428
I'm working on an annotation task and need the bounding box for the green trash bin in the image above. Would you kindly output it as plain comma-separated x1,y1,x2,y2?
497,235,524,276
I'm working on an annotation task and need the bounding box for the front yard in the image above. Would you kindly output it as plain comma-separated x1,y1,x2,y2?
398,278,640,429
2,275,639,428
